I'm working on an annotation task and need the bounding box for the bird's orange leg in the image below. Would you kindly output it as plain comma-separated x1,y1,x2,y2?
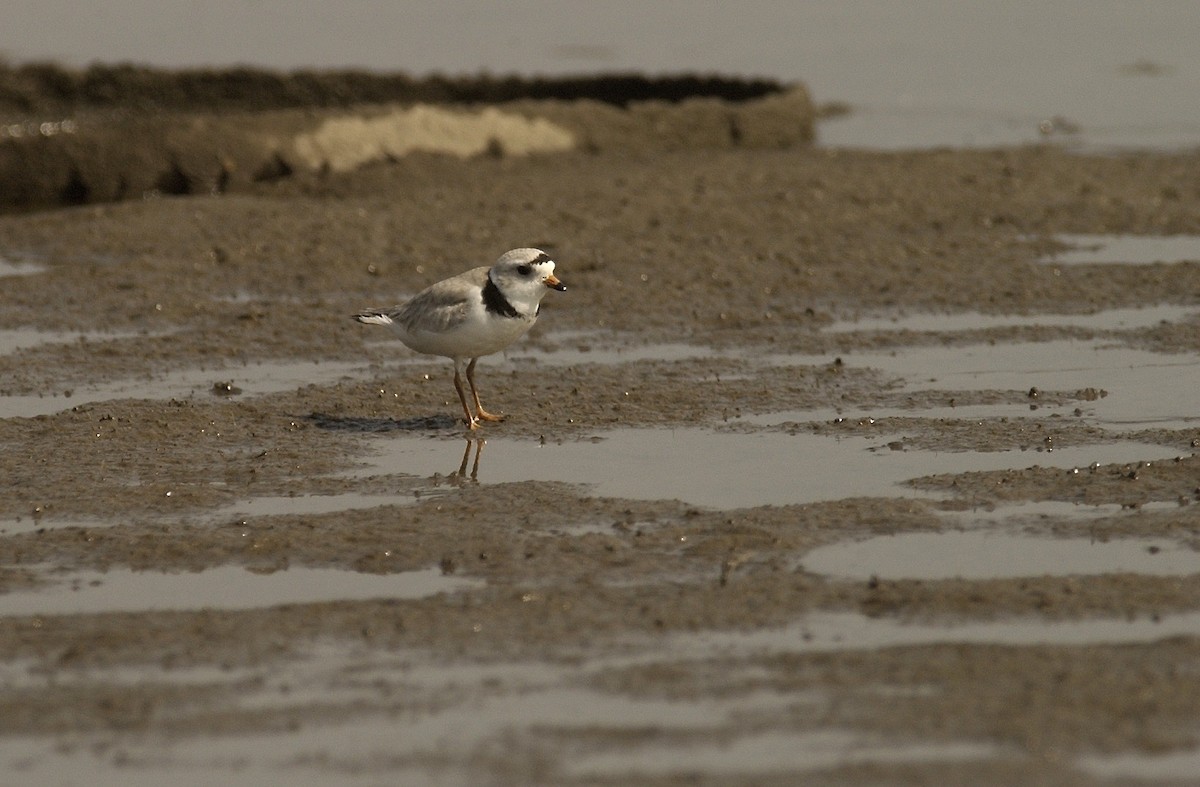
453,361,480,430
466,358,505,422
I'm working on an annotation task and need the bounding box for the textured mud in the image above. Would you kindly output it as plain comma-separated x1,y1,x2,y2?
2,92,1200,784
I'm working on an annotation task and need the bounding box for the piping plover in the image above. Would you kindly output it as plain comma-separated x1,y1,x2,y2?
355,248,566,429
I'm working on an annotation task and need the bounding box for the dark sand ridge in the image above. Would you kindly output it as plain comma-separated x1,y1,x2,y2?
0,67,812,211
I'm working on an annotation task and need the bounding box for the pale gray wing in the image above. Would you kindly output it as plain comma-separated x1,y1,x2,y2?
394,267,488,334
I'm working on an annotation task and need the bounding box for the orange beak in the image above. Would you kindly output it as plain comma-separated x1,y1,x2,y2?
545,273,566,292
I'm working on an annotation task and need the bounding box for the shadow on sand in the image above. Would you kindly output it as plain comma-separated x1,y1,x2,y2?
307,412,460,433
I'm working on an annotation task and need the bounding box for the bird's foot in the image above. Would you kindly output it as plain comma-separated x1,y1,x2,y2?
475,408,506,423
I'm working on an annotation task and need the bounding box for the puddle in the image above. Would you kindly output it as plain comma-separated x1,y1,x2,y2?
207,491,419,520
0,739,368,787
800,531,1198,580
648,609,1200,659
1043,234,1200,266
0,605,1195,785
0,328,158,356
0,358,369,419
567,731,997,779
0,633,992,783
1076,747,1200,782
509,338,732,366
824,304,1196,334
0,565,480,617
0,685,829,786
0,658,253,693
519,327,1200,433
741,401,1066,427
935,499,1184,526
0,516,114,537
0,491,424,536
356,431,1182,510
504,329,779,367
0,256,47,277
0,329,83,355
833,339,1200,431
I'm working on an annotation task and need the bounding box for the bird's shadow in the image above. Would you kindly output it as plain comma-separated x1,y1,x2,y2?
307,412,461,433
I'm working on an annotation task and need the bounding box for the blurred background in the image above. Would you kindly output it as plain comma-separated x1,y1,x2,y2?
4,0,1200,149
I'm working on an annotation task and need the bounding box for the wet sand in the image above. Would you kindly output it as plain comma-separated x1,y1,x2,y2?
2,90,1200,784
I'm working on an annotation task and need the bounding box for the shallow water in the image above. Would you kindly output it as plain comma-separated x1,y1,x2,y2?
934,498,1184,525
0,690,872,786
525,308,1200,431
2,313,1197,784
0,329,74,355
655,609,1200,657
355,431,1181,510
823,303,1197,335
801,530,1198,580
9,603,1194,785
567,732,997,779
0,257,46,277
0,329,160,357
1077,748,1200,782
0,516,109,537
0,565,478,617
0,490,427,536
1042,234,1200,266
7,606,1191,784
835,339,1200,431
207,491,420,520
0,358,369,419
1,602,1194,785
510,339,722,366
742,402,1062,427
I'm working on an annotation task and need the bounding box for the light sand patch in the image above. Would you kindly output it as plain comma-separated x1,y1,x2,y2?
291,105,576,171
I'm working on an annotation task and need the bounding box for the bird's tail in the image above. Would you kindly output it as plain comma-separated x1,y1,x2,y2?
354,310,394,326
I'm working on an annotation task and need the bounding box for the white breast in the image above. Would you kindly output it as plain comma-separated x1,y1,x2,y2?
396,308,535,359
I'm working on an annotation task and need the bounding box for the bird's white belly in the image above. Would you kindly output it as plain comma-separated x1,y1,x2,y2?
397,315,534,359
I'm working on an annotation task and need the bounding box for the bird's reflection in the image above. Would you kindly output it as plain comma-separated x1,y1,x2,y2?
449,438,485,484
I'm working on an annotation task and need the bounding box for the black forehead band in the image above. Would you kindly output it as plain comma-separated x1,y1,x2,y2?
530,252,553,265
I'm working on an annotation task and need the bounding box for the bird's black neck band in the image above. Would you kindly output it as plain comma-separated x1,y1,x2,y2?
482,275,521,318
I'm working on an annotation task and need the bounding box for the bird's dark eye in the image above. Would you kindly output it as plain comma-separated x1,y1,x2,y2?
517,264,532,276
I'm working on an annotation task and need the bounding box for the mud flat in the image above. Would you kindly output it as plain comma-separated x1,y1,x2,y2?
2,70,1200,784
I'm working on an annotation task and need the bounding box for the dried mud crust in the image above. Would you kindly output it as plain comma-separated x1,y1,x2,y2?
2,136,1200,782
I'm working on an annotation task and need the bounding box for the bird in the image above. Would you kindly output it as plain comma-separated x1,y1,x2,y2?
354,248,566,429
